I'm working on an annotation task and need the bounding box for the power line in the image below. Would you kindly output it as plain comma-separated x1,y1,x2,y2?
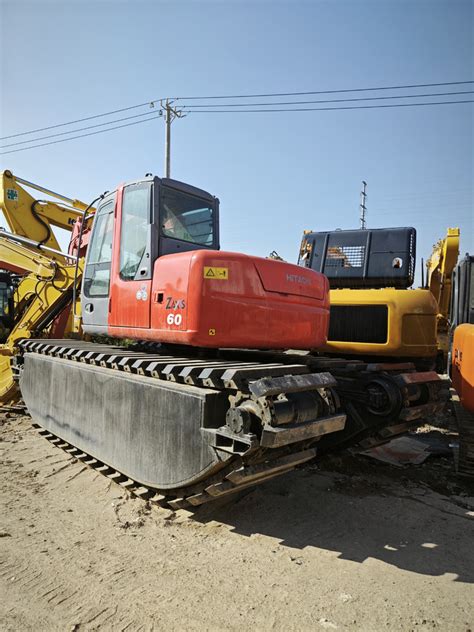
185,99,474,113
178,80,474,100
2,98,472,156
3,91,471,151
0,116,163,155
0,99,164,141
0,110,163,149
2,80,473,141
185,90,474,108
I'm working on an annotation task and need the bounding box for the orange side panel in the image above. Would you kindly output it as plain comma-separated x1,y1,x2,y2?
111,250,330,350
452,323,474,413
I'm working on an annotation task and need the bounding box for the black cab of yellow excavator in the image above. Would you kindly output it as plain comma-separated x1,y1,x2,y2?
299,227,416,289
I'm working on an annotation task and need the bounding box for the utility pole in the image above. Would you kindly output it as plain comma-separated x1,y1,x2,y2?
359,180,368,229
161,99,185,178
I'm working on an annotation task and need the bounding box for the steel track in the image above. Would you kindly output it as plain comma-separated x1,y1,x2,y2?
17,338,450,506
31,422,319,509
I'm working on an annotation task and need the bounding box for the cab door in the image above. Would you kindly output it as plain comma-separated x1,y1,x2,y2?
82,195,115,335
109,181,153,330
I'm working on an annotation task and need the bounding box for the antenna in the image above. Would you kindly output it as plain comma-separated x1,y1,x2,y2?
359,180,367,229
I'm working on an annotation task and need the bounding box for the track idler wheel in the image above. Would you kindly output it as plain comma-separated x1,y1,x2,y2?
226,403,255,436
224,378,345,450
226,390,326,436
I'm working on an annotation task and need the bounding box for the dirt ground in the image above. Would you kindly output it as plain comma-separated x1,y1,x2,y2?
1,412,473,632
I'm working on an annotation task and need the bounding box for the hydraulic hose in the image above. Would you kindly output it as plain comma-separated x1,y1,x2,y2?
31,200,52,245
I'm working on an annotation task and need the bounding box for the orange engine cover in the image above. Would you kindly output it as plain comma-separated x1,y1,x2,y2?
109,250,330,350
452,323,474,413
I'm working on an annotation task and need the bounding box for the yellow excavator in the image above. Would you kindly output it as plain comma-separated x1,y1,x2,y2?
297,226,474,476
0,170,96,402
298,226,460,372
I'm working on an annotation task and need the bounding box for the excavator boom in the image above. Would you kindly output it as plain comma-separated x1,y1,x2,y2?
0,170,94,402
426,227,460,359
1,170,91,250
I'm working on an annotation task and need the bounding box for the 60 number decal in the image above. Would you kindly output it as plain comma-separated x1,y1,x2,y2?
166,313,182,326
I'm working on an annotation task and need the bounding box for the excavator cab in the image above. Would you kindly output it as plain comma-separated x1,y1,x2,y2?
82,174,330,349
299,227,416,288
82,176,219,335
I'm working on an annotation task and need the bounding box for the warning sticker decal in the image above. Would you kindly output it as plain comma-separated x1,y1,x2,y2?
203,266,228,280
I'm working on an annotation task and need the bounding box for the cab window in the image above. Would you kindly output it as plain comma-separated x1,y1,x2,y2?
160,187,214,247
119,183,151,280
83,201,114,297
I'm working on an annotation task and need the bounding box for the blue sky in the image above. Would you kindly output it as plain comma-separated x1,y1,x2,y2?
1,0,472,283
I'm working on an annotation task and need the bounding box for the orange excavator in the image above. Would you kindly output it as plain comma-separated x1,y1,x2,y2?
450,253,474,478
3,172,448,506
